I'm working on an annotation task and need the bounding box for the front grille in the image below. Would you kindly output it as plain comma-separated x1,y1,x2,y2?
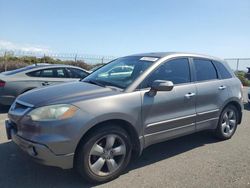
11,100,34,110
9,100,34,117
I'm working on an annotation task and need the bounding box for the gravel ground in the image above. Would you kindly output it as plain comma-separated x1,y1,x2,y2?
0,88,249,188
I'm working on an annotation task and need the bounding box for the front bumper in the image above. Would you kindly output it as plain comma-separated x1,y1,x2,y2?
5,120,74,169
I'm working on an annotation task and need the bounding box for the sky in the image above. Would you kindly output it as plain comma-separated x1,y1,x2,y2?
0,0,250,58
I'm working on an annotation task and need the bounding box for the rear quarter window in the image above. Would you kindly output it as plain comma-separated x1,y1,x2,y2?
67,68,88,78
213,61,232,79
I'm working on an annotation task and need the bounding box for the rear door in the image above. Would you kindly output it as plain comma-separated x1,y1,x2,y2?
27,68,74,87
192,58,229,131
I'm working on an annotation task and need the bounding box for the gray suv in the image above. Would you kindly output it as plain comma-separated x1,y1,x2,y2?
5,52,243,183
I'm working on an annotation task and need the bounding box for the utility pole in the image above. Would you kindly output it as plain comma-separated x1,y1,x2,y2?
75,54,77,62
236,59,239,71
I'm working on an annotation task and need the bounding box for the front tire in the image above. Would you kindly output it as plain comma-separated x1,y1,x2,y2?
214,105,239,140
75,125,132,184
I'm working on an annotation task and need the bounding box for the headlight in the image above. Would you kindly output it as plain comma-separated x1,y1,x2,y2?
28,104,79,121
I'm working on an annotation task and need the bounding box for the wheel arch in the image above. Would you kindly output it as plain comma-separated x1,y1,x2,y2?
221,100,243,124
19,87,37,95
74,119,142,166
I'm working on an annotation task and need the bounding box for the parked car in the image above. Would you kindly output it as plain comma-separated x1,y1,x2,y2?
89,64,105,73
246,67,250,80
6,52,243,183
0,64,89,105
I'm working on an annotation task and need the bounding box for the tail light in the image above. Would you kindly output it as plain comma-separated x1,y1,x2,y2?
0,80,5,87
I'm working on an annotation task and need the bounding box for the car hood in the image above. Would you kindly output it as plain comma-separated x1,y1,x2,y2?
17,81,120,107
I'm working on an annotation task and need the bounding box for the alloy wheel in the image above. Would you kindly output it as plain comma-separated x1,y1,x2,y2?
221,109,237,137
88,134,126,176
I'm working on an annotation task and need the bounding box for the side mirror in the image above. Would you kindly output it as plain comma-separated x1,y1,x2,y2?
148,80,174,96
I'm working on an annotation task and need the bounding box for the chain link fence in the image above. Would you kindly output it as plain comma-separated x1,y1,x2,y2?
0,49,116,65
0,49,249,71
225,58,250,72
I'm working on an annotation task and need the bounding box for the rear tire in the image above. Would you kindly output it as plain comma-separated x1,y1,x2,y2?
214,105,239,140
75,125,132,184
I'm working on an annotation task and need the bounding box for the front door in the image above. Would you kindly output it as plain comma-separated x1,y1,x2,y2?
140,58,197,147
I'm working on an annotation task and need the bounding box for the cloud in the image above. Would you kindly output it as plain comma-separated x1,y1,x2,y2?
0,40,50,53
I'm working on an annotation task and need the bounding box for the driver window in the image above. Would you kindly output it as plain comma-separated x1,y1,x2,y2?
141,58,191,88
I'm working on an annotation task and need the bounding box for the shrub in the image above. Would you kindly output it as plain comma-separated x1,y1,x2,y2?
0,55,97,72
235,71,250,86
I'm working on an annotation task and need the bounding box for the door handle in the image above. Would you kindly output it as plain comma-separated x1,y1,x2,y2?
218,85,226,90
42,82,50,86
185,92,196,99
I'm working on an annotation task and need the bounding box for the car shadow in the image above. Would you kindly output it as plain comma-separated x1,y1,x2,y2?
0,105,10,114
127,131,218,172
0,131,219,188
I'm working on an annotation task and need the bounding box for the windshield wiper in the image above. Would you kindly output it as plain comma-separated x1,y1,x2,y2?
83,80,124,91
83,80,105,87
96,80,124,90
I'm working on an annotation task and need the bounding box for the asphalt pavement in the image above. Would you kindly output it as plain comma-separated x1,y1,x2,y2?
0,88,249,188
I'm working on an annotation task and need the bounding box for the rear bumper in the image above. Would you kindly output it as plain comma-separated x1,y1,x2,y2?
5,120,74,169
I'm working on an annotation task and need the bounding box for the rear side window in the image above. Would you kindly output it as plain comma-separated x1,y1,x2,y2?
141,58,191,88
40,69,54,77
57,68,68,78
213,61,232,79
27,70,41,77
66,68,88,78
27,68,68,78
193,59,217,81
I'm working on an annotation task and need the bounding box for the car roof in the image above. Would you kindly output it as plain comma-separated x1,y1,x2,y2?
26,64,89,74
1,63,88,76
31,63,84,69
129,52,224,62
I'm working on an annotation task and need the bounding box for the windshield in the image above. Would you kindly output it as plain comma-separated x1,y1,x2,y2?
83,56,158,89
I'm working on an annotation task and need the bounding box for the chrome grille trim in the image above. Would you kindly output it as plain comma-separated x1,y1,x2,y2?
15,100,34,108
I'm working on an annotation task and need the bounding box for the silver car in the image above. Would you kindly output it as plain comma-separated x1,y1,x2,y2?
5,52,243,183
0,64,89,105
